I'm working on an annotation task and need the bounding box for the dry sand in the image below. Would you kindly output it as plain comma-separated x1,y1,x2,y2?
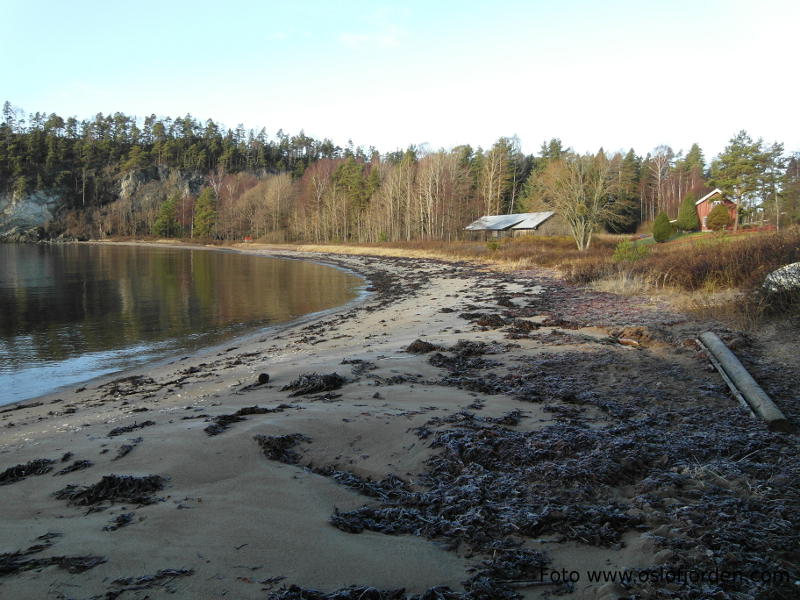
1,244,797,599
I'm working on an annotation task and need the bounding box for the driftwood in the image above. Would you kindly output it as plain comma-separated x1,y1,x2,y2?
699,332,792,432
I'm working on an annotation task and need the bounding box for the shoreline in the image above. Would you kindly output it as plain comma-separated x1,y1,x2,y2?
1,245,797,599
1,241,371,410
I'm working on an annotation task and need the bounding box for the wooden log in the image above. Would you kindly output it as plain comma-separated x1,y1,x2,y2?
696,337,755,417
699,332,792,433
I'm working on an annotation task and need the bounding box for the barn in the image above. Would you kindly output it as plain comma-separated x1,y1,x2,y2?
465,211,567,237
696,189,738,231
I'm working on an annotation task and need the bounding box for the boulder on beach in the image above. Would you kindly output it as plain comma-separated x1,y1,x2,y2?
763,262,800,292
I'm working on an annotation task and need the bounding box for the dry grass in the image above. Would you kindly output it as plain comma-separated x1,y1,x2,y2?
630,230,800,291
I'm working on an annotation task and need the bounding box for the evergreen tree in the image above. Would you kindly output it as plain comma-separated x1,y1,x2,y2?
782,155,800,225
683,143,705,174
710,131,766,229
193,187,217,238
652,211,673,242
122,145,149,172
605,149,641,233
676,193,700,231
152,193,180,237
706,203,731,231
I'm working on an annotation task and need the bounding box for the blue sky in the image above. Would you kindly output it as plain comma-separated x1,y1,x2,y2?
3,0,798,159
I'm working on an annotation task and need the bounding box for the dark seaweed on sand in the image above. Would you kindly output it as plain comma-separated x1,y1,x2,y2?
112,567,194,586
105,568,194,598
405,339,441,354
268,568,535,600
107,420,155,437
0,458,55,485
56,459,94,475
0,543,105,576
281,372,345,397
113,438,142,461
204,404,292,436
103,512,135,531
55,474,167,506
253,434,311,464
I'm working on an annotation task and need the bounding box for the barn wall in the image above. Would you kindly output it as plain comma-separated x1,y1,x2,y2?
697,199,737,231
512,214,571,236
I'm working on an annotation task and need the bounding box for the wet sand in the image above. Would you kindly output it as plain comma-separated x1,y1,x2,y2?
1,244,797,599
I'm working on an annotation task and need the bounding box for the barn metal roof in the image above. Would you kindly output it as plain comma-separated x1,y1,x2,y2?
510,211,555,229
465,212,555,231
464,214,527,231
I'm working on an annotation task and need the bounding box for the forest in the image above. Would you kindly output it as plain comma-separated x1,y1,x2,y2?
1,101,798,247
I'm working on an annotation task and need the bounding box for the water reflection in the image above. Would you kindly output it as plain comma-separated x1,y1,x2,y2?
0,244,362,404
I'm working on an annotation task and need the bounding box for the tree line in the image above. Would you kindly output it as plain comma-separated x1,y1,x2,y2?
2,101,799,250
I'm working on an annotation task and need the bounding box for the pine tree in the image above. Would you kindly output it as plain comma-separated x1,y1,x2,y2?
193,187,217,238
152,193,180,237
710,131,766,229
676,193,699,231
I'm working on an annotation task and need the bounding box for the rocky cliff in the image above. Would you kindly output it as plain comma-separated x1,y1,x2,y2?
0,190,62,242
0,167,205,242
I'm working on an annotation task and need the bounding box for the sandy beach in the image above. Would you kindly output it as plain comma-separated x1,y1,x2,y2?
1,244,798,600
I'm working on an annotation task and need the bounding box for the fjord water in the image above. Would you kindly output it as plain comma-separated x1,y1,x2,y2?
0,244,363,405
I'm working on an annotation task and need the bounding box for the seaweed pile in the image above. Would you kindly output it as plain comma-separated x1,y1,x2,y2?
204,404,292,435
406,339,442,354
105,568,194,598
326,397,799,598
55,474,167,507
108,420,155,437
56,459,94,475
254,434,311,464
281,373,345,397
0,458,54,485
98,375,160,399
113,438,142,461
0,541,104,576
267,581,524,600
458,312,507,329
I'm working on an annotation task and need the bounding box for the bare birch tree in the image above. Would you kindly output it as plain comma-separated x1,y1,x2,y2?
535,153,620,251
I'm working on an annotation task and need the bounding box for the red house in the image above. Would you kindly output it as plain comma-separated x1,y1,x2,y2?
695,188,738,231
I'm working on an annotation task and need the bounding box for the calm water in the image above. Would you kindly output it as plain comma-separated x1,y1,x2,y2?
0,244,363,405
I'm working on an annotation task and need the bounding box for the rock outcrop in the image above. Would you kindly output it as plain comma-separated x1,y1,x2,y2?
0,191,61,242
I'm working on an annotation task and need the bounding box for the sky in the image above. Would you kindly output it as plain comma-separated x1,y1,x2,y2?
3,0,799,160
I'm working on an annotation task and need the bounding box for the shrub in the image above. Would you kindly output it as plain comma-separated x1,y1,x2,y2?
676,193,700,231
629,230,800,291
612,239,649,263
707,204,731,231
652,212,673,243
562,257,611,284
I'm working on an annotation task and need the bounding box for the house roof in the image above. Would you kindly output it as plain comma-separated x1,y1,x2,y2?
695,188,723,206
465,212,556,231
